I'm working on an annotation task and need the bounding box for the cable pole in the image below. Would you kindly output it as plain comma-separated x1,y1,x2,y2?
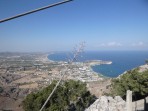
0,0,73,23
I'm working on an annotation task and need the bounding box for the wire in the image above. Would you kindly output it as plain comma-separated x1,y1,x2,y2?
39,42,85,111
0,0,73,23
39,70,65,111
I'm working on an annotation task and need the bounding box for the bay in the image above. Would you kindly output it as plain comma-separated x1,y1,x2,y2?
48,51,148,77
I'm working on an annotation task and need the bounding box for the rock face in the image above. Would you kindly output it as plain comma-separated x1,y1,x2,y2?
85,96,126,111
138,64,148,72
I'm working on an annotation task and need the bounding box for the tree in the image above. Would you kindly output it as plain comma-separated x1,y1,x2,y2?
145,60,148,64
111,68,148,101
23,80,96,111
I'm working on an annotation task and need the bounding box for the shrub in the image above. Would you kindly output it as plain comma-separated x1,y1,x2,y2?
111,69,148,101
23,80,96,111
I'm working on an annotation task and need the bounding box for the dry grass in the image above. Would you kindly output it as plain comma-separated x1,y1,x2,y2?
19,82,38,89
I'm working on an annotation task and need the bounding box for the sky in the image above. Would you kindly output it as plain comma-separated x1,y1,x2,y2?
0,0,148,52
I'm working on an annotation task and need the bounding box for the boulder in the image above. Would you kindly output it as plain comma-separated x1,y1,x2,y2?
85,96,126,111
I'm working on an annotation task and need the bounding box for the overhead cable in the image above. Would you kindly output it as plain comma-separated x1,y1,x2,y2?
0,0,73,23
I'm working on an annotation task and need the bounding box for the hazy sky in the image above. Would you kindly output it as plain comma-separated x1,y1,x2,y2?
0,0,148,52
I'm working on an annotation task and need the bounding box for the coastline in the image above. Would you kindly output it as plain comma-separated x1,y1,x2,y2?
89,65,109,78
84,60,112,66
45,54,53,62
47,54,112,79
84,60,112,78
40,54,54,62
46,51,148,78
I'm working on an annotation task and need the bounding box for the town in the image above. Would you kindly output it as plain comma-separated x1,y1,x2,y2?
0,52,112,110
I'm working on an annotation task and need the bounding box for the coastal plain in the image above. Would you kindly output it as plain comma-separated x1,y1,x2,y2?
0,52,112,110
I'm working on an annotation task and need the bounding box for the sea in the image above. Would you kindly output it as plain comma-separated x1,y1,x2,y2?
48,51,148,78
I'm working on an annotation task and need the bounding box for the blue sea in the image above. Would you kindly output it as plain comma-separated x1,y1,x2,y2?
48,51,148,78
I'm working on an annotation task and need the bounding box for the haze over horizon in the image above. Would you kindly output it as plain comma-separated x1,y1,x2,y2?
0,0,148,52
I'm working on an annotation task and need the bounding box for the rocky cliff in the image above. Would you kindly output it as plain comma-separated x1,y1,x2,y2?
85,96,126,111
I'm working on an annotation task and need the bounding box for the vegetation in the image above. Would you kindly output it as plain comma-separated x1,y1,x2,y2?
145,59,148,64
0,87,3,93
23,80,96,111
111,68,148,101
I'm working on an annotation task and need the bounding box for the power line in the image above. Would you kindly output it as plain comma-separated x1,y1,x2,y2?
0,0,73,23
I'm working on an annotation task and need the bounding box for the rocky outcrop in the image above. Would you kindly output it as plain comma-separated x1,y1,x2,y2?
138,64,148,72
85,96,126,111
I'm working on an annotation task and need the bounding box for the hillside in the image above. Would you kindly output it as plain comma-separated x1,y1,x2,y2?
111,64,148,100
86,64,148,111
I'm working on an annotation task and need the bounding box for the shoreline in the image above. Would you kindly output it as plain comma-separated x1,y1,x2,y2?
84,60,112,78
88,64,111,79
40,54,54,62
47,54,112,79
89,65,110,78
